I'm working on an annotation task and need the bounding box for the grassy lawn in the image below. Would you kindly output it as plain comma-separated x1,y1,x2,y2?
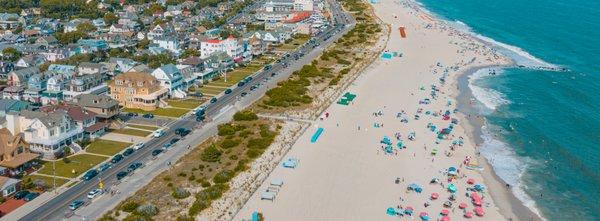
199,87,224,95
86,139,132,156
123,108,189,118
22,174,69,190
111,128,152,137
37,154,108,178
127,124,159,131
167,99,201,109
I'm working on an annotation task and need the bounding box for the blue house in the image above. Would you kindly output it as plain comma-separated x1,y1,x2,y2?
77,39,109,53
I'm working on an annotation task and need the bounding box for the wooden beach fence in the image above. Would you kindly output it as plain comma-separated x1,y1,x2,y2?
398,26,407,38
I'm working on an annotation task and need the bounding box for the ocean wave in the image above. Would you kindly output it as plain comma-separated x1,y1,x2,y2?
467,68,510,110
448,20,563,71
479,126,545,220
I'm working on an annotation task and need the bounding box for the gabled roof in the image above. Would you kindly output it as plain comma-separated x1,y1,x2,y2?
74,94,118,109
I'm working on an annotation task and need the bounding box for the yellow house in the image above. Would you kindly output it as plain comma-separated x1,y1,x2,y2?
108,72,168,111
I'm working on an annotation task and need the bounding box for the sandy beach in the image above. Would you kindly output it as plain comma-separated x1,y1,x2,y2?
233,0,541,220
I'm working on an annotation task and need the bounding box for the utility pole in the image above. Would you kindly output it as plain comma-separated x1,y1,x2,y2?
53,160,56,193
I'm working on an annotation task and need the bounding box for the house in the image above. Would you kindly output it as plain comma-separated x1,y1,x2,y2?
77,39,109,53
109,24,130,33
218,2,232,12
39,48,69,62
151,64,186,98
15,55,46,69
0,176,20,197
35,36,58,48
200,36,244,61
204,52,234,74
293,0,314,11
0,61,14,79
23,74,47,103
0,99,29,117
107,58,138,73
0,34,25,44
152,36,181,54
92,18,106,29
41,104,107,140
47,64,76,76
42,74,71,104
63,73,107,101
73,94,119,119
64,18,91,33
108,72,169,111
7,67,40,87
2,86,24,100
0,128,40,177
77,62,108,76
0,13,21,30
147,24,173,40
5,110,84,159
246,34,265,56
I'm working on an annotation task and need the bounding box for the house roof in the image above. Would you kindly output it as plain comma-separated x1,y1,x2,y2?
0,128,39,169
17,109,70,128
74,94,118,109
0,99,29,112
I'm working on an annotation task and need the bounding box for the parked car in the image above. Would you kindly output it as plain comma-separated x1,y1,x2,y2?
13,190,29,199
23,192,39,201
142,113,154,119
123,148,134,156
133,142,145,150
69,200,85,210
224,89,232,94
240,92,248,97
151,149,163,156
162,143,172,150
152,129,165,138
127,162,142,172
210,97,217,103
237,81,245,87
175,128,190,136
196,115,205,122
111,154,124,164
116,171,128,180
87,188,103,199
82,169,98,181
98,163,111,172
127,112,138,117
170,138,180,145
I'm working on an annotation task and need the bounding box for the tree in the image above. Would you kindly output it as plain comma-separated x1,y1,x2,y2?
76,22,97,33
180,49,199,59
55,31,88,44
103,12,119,25
200,144,222,162
2,47,22,62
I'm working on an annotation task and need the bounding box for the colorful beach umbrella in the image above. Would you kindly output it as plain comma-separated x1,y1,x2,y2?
386,207,396,216
474,207,485,216
467,178,475,184
441,209,450,216
431,192,439,200
447,183,457,193
441,216,450,221
419,212,429,220
464,211,473,218
459,202,468,209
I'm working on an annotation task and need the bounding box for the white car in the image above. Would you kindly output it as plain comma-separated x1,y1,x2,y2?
152,129,165,138
87,188,103,199
132,142,145,150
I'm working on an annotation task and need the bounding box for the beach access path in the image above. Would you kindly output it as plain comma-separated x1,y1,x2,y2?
233,0,519,220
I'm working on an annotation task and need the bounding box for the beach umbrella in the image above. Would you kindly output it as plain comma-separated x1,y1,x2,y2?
447,183,457,193
474,207,485,216
441,216,450,221
474,184,485,191
459,203,468,209
430,178,440,184
464,211,473,218
473,199,482,206
441,209,450,216
467,178,475,184
419,212,429,221
386,207,397,216
431,192,439,200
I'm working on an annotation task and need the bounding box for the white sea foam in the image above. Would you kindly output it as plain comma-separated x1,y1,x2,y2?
467,68,510,110
479,126,546,220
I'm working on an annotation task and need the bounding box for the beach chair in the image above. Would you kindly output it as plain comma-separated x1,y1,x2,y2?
261,191,276,201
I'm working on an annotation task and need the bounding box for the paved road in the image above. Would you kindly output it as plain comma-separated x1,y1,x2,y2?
16,1,354,220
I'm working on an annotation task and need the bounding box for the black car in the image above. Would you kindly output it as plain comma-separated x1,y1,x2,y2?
23,192,39,202
270,72,277,77
127,112,138,117
82,169,99,181
127,162,142,172
111,154,124,164
170,138,180,144
123,148,134,156
210,97,217,103
116,171,128,180
196,115,205,122
237,81,245,87
240,92,248,97
175,128,191,136
151,149,163,156
224,89,232,94
13,190,29,199
142,113,154,119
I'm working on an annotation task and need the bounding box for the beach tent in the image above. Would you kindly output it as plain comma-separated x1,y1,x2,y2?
261,191,276,201
474,184,486,192
430,193,439,200
381,52,393,59
459,202,468,209
474,207,485,216
408,183,423,193
430,178,440,184
396,141,404,149
464,211,474,218
381,136,392,145
270,179,284,187
252,212,260,221
404,206,414,215
419,212,429,221
447,183,457,193
283,158,298,168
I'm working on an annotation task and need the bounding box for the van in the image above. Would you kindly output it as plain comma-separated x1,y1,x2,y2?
152,129,165,138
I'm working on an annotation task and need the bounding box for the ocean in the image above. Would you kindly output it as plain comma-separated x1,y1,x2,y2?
415,0,600,220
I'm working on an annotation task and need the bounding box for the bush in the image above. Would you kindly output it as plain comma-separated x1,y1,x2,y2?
136,204,159,216
220,139,241,149
121,201,140,213
188,199,210,216
200,145,222,162
233,110,258,121
217,124,236,136
172,187,191,199
212,170,234,184
122,214,150,221
177,215,195,221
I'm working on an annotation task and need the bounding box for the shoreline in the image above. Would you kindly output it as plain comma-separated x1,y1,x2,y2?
453,66,544,221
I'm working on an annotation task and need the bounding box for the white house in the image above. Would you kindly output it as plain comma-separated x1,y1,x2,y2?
5,110,83,159
152,36,181,54
293,0,313,11
200,36,244,62
151,64,186,98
